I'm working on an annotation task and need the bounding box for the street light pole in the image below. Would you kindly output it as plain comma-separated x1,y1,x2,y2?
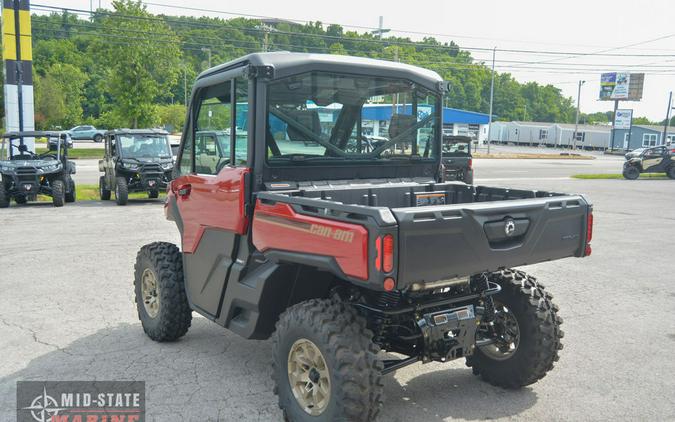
573,80,585,150
486,47,496,155
663,91,673,146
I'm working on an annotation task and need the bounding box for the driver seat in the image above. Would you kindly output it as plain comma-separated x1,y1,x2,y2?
286,109,321,145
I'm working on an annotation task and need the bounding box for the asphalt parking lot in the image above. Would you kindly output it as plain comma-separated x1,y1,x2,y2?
1,159,674,421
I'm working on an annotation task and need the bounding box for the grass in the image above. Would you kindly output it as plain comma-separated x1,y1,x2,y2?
571,173,668,179
36,147,103,159
36,184,166,202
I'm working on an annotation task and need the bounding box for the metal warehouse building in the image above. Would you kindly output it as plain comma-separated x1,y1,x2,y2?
489,121,611,150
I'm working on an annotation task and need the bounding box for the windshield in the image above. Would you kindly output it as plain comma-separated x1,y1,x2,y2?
266,72,440,165
118,135,171,159
1,136,62,160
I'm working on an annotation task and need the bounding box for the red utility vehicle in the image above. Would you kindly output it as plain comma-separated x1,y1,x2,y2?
134,53,593,422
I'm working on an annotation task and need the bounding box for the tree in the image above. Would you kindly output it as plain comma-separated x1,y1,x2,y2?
34,63,88,129
92,0,182,128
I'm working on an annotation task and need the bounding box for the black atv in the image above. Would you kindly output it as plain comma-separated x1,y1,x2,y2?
440,135,474,184
0,131,77,208
622,145,675,180
98,129,174,205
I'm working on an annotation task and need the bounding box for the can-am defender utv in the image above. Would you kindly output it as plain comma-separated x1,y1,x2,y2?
440,135,474,184
134,53,593,422
0,131,76,207
98,129,174,205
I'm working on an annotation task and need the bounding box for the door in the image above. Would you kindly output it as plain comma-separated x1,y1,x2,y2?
642,146,666,172
172,77,250,318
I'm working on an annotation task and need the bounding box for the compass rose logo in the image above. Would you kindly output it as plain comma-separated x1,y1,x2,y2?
22,386,66,422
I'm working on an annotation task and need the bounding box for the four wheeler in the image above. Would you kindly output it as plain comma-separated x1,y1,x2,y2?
133,53,593,421
0,131,77,208
98,129,174,205
440,135,474,184
622,145,675,179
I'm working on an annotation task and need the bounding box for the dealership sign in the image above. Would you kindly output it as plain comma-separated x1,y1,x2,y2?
614,109,633,130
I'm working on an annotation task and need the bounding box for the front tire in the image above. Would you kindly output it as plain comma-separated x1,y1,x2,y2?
0,183,9,208
148,189,159,199
52,180,65,207
99,176,111,200
467,269,563,389
115,176,128,205
65,178,76,203
623,165,640,180
134,242,192,341
272,299,384,422
14,194,27,205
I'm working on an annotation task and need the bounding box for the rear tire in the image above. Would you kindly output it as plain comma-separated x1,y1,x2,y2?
0,184,9,208
272,299,384,422
623,166,640,180
99,176,111,200
134,242,192,341
115,176,128,205
52,180,65,207
65,178,76,203
93,134,103,143
667,166,675,180
467,269,563,389
148,190,159,199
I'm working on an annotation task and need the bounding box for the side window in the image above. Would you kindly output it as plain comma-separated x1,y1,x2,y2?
234,78,248,166
194,81,232,175
178,135,193,175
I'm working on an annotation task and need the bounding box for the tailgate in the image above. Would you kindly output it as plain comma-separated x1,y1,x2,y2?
392,195,590,286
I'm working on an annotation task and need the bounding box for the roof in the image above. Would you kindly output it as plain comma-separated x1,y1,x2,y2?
104,129,168,135
630,124,675,133
197,52,443,91
506,121,610,132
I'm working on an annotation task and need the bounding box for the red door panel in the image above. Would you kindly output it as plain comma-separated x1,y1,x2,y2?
173,167,250,253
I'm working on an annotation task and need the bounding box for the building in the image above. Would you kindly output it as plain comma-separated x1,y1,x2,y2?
613,125,675,150
489,121,611,150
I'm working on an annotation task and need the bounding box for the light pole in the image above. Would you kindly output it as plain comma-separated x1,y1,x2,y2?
201,47,211,69
663,91,673,146
573,80,585,150
486,47,496,155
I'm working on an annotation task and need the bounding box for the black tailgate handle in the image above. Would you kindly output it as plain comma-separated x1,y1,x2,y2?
483,217,530,249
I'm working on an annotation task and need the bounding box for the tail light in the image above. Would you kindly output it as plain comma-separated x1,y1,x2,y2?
468,158,473,169
584,212,593,256
374,236,382,271
382,234,394,273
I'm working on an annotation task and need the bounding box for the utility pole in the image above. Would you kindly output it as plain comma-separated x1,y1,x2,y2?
573,80,585,150
183,65,188,107
486,47,496,155
371,16,390,39
663,91,673,146
256,24,278,52
201,47,211,68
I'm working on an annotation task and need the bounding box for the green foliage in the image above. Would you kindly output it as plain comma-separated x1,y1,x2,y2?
24,6,583,129
35,63,88,129
156,104,186,132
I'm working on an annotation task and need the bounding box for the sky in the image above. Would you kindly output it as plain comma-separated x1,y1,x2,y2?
38,0,675,121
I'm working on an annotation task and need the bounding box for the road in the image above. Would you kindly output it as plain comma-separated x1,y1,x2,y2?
2,162,674,421
72,151,626,186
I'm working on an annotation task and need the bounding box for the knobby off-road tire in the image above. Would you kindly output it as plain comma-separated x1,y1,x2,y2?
272,299,384,422
623,166,640,180
467,269,563,389
65,178,76,203
134,242,192,342
0,184,9,208
52,179,65,207
99,176,111,200
14,194,27,204
115,176,128,205
667,166,675,180
148,190,159,199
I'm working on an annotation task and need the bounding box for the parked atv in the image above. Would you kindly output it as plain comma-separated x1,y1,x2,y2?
134,53,593,421
441,135,474,184
98,129,174,205
0,131,76,207
622,145,675,179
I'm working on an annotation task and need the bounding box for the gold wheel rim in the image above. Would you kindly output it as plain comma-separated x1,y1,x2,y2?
287,338,331,416
141,268,160,318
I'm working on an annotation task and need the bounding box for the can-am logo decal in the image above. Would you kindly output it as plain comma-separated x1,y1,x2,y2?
309,224,355,243
16,381,145,422
504,219,516,237
256,213,355,243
